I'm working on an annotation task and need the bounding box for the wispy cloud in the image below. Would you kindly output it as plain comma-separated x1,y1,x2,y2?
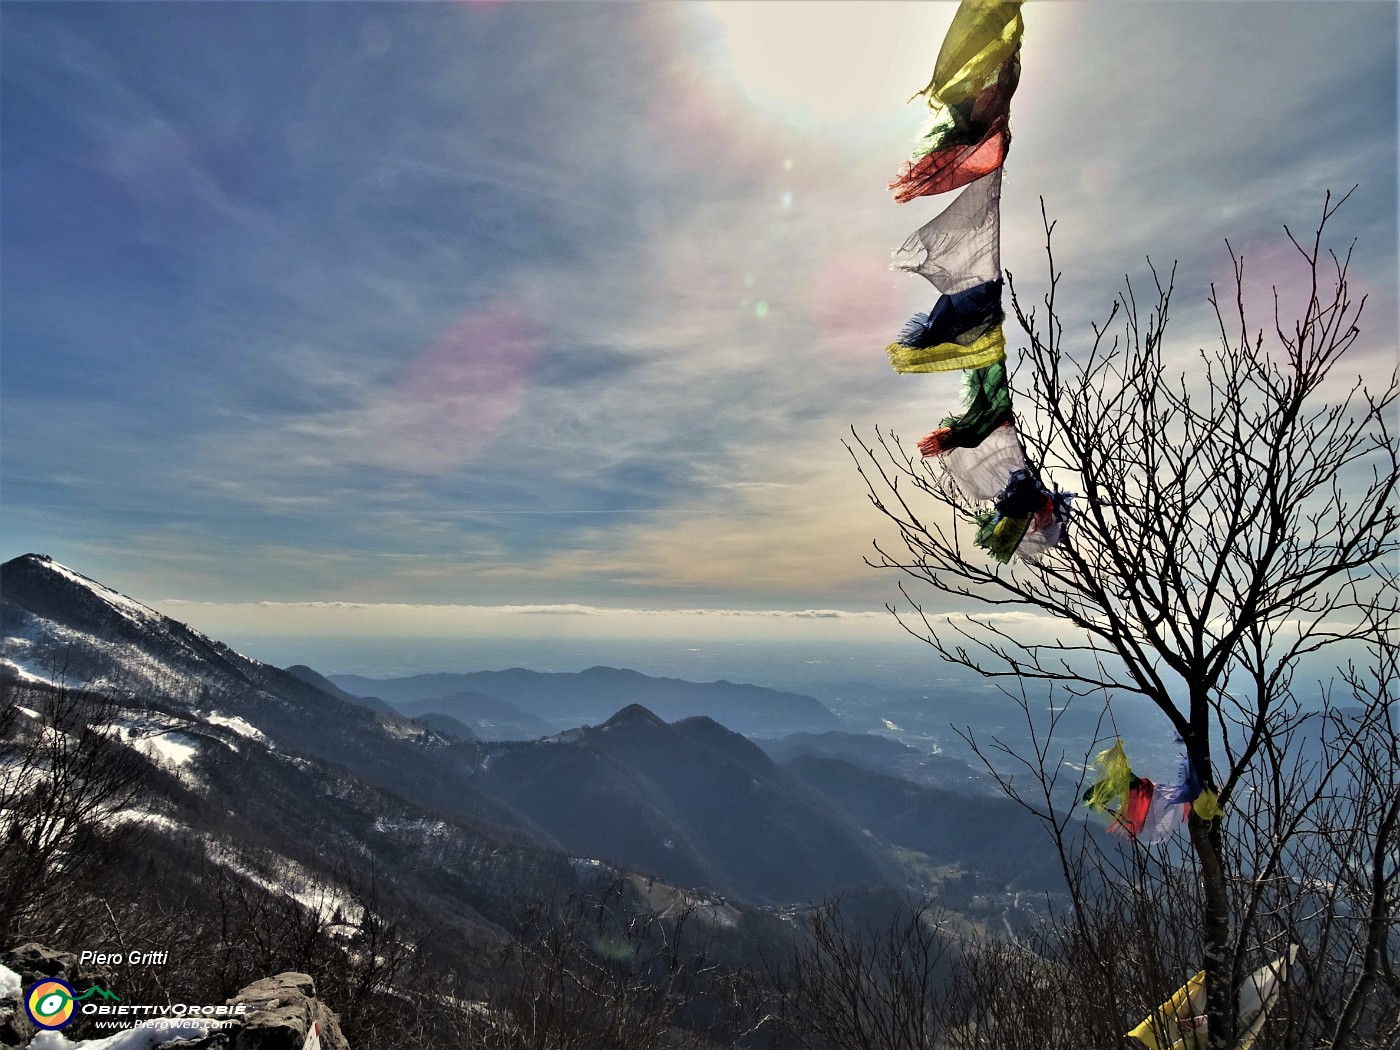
3,1,1394,620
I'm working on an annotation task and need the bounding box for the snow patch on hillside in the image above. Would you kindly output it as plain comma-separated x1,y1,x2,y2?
373,815,448,837
114,808,184,833
205,841,365,930
4,559,250,702
379,715,444,744
200,710,268,744
135,732,199,772
570,857,613,875
0,659,55,685
99,713,208,786
543,728,585,744
1,635,62,686
6,613,201,700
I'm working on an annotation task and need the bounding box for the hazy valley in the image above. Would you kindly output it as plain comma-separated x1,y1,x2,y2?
0,553,1084,1046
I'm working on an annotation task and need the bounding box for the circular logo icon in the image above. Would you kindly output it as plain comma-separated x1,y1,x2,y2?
25,978,76,1030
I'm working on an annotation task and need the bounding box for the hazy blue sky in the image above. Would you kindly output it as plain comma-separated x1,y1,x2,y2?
3,1,1395,649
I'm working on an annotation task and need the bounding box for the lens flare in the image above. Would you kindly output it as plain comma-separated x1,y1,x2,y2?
373,304,544,473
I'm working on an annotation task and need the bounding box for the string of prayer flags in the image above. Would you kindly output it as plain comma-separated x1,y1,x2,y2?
885,0,1067,564
965,467,1049,564
890,3,1024,202
983,469,1074,563
887,174,1008,373
1082,738,1223,839
965,467,1062,564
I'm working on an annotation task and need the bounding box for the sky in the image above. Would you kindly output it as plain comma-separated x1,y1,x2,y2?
2,1,1396,659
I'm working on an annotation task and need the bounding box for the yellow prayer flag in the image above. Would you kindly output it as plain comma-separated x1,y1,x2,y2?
1128,948,1296,1050
886,324,1006,373
1083,738,1134,812
1127,969,1205,1050
920,1,1025,107
1193,788,1224,821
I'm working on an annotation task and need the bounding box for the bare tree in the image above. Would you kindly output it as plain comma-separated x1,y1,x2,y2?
850,193,1398,1048
0,681,150,947
456,880,738,1050
764,897,957,1050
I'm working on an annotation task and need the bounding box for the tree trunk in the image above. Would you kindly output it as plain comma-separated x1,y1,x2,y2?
1191,812,1235,1050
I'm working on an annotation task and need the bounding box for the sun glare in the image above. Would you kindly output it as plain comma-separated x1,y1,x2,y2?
700,2,955,127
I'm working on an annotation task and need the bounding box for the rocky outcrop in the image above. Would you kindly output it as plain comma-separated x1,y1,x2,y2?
0,942,113,1048
0,989,30,1050
134,972,349,1050
1,943,81,988
0,948,348,1049
225,972,349,1050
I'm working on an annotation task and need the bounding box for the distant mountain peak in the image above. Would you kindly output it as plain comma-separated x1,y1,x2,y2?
582,665,644,680
330,665,841,737
599,703,668,730
284,665,397,715
2,557,247,667
3,553,164,628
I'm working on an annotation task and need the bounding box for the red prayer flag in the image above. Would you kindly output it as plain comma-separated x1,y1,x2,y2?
891,119,1009,203
1112,778,1155,838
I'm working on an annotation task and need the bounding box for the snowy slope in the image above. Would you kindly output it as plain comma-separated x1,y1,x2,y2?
0,553,542,840
3,555,437,765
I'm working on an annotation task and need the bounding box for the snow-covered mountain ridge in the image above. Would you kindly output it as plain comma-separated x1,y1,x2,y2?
4,553,438,737
5,553,341,713
0,553,542,835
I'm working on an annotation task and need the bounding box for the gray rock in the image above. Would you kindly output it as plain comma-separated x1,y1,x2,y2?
0,942,79,987
227,972,349,1050
0,995,33,1049
1,943,82,1048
